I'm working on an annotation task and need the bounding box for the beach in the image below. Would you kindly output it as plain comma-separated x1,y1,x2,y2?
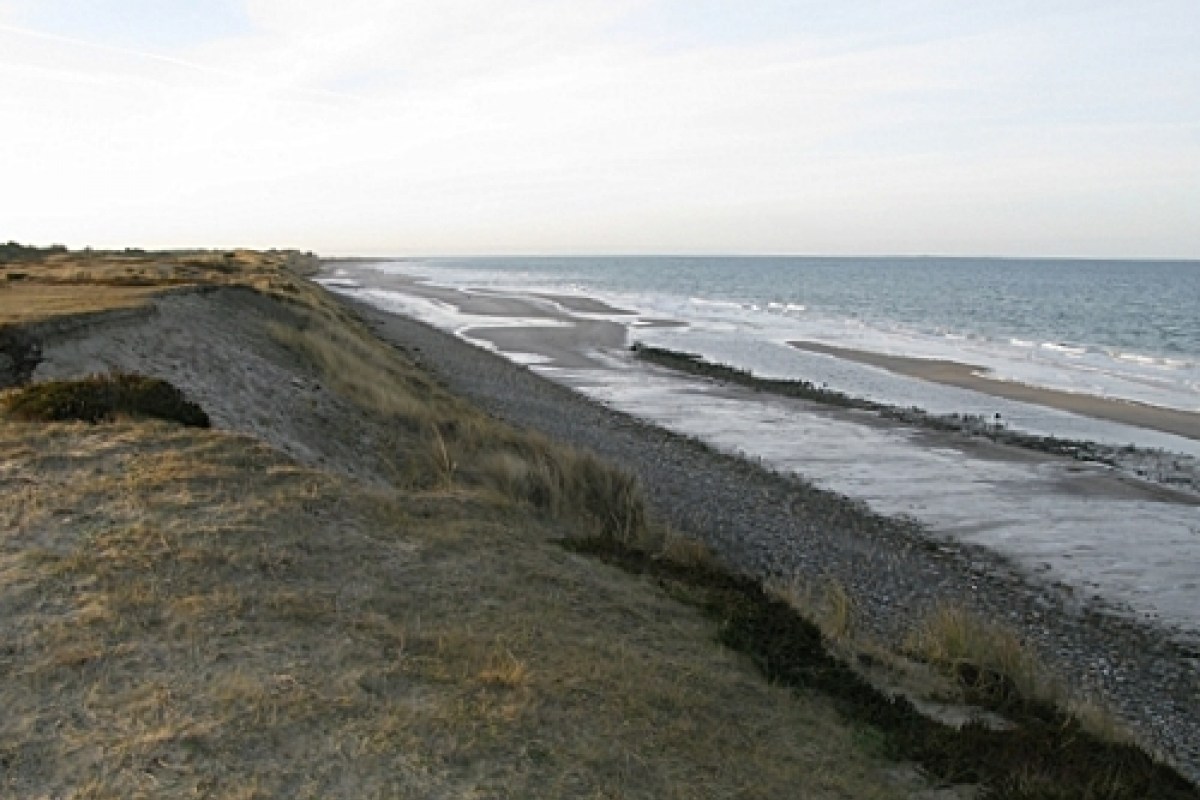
326,263,1200,634
7,249,1199,791
328,273,1200,780
20,253,991,797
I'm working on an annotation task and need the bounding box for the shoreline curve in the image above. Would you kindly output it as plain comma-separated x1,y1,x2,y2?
790,340,1200,442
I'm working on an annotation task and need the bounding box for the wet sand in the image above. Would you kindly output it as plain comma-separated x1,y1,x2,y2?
464,320,629,369
353,276,677,369
534,293,637,315
790,340,1200,441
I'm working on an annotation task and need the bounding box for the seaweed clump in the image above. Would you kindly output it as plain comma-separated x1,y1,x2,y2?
1,373,210,427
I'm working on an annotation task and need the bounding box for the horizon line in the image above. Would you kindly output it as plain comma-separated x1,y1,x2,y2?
324,252,1200,263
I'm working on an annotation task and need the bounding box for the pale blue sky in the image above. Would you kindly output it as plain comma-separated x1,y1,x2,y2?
11,0,249,48
2,1,1197,257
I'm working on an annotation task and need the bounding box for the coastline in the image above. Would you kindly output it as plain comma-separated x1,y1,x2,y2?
330,263,1200,448
325,268,1200,631
790,340,1200,441
343,291,1200,780
9,249,1199,794
18,258,959,796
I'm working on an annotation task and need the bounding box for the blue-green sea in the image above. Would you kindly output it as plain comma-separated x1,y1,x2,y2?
379,256,1200,414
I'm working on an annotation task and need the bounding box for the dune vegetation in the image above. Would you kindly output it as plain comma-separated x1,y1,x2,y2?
1,246,1195,798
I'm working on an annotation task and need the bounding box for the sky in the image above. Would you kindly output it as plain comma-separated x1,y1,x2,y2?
1,0,1197,257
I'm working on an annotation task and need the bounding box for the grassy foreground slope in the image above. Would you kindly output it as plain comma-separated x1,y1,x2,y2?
1,249,929,798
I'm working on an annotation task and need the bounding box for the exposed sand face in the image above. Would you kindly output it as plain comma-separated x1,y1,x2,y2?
790,340,1200,442
30,288,401,483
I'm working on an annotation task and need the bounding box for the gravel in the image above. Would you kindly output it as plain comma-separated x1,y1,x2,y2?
354,299,1200,785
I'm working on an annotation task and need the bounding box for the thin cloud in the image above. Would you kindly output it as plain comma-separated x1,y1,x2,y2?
1,1,1197,257
0,21,361,102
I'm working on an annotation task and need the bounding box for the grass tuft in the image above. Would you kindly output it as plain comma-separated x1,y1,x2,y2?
771,577,857,644
906,605,1047,709
270,310,649,540
478,641,530,688
2,373,210,427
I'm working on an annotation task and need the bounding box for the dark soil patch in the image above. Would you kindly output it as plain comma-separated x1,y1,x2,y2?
0,327,41,388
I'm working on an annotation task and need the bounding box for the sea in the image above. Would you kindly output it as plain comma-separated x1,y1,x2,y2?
348,256,1197,417
321,256,1200,637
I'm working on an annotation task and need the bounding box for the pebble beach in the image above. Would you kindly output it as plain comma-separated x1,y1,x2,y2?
344,284,1200,782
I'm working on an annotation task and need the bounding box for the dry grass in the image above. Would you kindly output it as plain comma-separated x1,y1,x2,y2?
0,418,925,798
267,309,647,540
0,282,168,324
0,249,317,326
772,576,1048,714
765,576,1147,753
770,576,858,645
768,578,972,718
905,605,1146,746
265,316,445,429
0,249,933,797
5,247,1170,796
657,529,719,569
905,605,1049,703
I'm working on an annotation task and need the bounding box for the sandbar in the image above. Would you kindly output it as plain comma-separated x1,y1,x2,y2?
790,340,1200,442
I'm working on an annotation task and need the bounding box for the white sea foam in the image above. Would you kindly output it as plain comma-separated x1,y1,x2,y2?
350,258,1200,422
1040,342,1088,356
688,297,745,311
459,334,553,366
316,277,361,289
